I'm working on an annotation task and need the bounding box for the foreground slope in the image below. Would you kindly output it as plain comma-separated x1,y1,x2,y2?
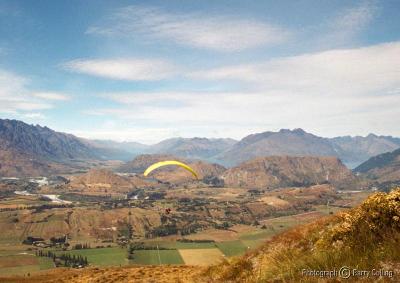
204,188,400,282
0,265,199,283
4,189,399,283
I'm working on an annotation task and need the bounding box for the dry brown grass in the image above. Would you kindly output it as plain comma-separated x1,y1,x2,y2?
179,249,224,266
0,265,202,283
0,255,37,268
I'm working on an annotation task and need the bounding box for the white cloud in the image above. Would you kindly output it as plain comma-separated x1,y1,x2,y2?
84,41,400,141
335,2,376,31
63,58,177,81
32,92,70,101
0,70,48,112
71,127,177,144
86,89,400,141
22,112,46,120
191,41,400,96
317,1,378,48
0,69,56,115
87,6,289,52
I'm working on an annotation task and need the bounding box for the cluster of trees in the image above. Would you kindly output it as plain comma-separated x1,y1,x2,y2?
214,222,232,230
180,223,203,236
146,224,178,238
58,253,88,267
127,242,172,260
36,250,88,268
177,239,215,243
23,236,44,245
202,175,224,187
73,243,91,250
379,181,400,193
1,203,74,212
128,242,172,252
36,250,56,259
50,236,66,245
33,204,73,213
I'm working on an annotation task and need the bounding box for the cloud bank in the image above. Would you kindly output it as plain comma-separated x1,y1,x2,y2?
87,6,289,52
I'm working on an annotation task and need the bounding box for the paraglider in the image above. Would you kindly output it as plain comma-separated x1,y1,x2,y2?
143,160,198,179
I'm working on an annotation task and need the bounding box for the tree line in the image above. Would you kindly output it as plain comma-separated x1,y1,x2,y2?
36,250,88,268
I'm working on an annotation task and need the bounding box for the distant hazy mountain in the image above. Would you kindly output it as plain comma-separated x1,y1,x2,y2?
0,119,95,160
1,118,399,177
117,154,179,173
354,148,400,183
0,119,133,176
331,134,400,168
221,156,356,189
88,140,149,160
215,129,400,168
216,129,337,167
149,137,237,161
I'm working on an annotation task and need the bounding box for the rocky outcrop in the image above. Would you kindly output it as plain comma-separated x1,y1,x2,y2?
221,156,356,189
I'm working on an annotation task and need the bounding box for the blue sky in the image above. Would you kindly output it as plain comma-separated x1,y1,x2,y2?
0,0,399,143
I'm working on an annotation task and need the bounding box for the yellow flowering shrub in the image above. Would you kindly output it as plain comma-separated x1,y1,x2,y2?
317,188,400,250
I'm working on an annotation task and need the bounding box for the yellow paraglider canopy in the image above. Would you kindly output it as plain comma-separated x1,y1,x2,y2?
143,160,198,179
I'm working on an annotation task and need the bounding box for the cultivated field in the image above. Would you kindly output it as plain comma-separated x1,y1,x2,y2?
179,248,224,266
0,251,53,276
130,250,184,265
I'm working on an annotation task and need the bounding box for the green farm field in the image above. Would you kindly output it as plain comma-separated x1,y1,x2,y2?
0,253,54,276
55,247,128,267
129,250,184,265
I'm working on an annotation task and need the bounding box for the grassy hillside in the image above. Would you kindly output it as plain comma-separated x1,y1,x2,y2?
204,188,400,282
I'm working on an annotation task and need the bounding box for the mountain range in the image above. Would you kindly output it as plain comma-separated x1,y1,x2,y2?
354,147,400,186
215,128,400,168
1,118,400,177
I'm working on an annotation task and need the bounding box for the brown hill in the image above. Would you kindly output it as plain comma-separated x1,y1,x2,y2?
117,154,226,184
0,148,71,177
151,160,226,184
117,154,180,173
0,148,50,177
69,169,135,193
0,207,160,242
221,156,356,189
355,148,400,185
